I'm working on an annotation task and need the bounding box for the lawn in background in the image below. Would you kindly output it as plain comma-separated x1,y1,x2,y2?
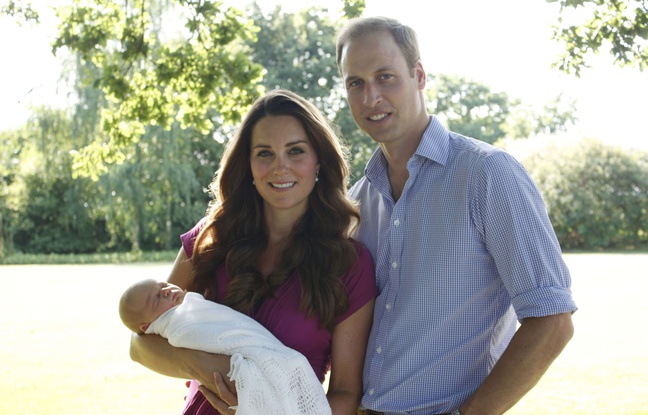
1,254,646,414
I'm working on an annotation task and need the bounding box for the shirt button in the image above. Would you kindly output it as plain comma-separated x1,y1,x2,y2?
376,346,382,354
394,219,400,227
391,261,398,269
386,303,392,311
368,389,375,395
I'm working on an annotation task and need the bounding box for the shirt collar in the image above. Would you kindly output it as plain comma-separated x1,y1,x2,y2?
416,115,449,166
365,115,450,181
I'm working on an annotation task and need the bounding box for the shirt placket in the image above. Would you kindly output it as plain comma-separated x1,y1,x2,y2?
367,160,417,400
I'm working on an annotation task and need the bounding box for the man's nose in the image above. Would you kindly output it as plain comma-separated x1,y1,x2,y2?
363,83,382,108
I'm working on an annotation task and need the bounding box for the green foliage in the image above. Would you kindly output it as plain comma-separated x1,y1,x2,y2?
0,108,111,255
2,0,622,258
427,74,511,144
0,127,24,259
503,94,578,139
523,138,648,249
548,0,648,76
94,124,214,252
12,173,110,254
426,74,578,144
0,0,39,24
0,102,213,256
249,4,340,106
52,0,265,177
341,0,365,19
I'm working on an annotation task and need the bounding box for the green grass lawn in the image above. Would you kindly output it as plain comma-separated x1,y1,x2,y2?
1,254,646,414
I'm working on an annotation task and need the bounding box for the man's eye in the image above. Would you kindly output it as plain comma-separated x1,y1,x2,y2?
348,79,362,88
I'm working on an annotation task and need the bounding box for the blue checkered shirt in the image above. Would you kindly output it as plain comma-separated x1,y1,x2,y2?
350,116,577,415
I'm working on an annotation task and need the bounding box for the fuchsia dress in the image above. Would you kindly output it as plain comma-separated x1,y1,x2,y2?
179,221,378,415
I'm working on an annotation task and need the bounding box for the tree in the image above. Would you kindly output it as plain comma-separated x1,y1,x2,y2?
523,138,648,249
0,122,25,257
426,74,511,145
94,123,215,252
548,0,648,76
65,44,219,252
503,93,578,139
51,0,264,177
1,0,40,24
0,107,110,254
3,1,586,256
248,4,341,112
425,75,577,144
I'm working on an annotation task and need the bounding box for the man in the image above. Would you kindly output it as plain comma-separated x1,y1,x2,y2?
336,16,577,415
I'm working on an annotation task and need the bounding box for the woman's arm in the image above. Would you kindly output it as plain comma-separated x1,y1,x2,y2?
130,330,231,383
166,246,194,289
327,299,375,415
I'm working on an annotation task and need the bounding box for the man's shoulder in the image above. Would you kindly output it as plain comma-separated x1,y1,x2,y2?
348,176,371,199
448,132,500,156
446,132,520,170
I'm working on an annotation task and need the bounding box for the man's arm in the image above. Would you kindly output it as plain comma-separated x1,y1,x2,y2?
459,312,574,415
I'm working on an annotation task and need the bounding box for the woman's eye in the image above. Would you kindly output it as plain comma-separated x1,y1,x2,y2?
256,150,272,157
289,147,305,155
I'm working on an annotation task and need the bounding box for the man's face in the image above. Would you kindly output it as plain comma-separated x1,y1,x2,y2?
339,30,426,147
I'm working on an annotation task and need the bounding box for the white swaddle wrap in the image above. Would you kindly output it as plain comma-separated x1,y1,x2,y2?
146,292,331,415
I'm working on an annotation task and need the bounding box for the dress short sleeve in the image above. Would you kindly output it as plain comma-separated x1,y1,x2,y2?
336,241,378,324
180,217,208,259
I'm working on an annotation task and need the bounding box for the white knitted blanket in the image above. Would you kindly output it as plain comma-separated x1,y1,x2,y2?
146,292,331,415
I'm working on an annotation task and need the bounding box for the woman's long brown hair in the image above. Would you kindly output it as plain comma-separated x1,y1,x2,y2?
188,89,360,330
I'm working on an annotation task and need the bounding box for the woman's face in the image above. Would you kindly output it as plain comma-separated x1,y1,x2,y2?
250,115,320,220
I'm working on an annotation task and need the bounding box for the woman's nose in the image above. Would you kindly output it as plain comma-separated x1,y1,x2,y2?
273,156,289,173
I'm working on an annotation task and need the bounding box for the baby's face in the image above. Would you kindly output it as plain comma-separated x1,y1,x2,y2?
135,280,186,323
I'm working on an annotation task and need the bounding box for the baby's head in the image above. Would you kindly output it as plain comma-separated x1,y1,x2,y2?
119,278,186,334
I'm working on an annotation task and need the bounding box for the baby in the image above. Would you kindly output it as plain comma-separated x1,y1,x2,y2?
119,278,186,333
119,278,331,415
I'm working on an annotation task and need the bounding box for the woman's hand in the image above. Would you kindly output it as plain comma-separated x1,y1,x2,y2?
199,372,239,414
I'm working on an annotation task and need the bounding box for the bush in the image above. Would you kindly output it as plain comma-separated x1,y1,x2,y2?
522,138,648,250
11,173,110,254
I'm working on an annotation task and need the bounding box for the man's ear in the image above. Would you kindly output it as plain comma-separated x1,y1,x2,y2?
415,60,426,89
140,323,150,333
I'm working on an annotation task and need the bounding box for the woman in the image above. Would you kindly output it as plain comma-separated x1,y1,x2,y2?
129,89,377,415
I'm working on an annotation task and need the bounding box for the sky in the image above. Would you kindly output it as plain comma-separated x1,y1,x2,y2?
1,0,647,149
